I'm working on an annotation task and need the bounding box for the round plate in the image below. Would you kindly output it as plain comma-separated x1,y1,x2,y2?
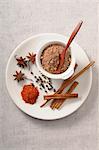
6,33,92,120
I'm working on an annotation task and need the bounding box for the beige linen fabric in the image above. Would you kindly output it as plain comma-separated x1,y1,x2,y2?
0,0,98,150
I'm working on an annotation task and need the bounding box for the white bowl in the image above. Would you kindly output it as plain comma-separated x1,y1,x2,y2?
36,41,76,80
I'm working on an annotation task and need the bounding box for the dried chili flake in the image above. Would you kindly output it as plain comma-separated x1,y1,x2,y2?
21,84,39,104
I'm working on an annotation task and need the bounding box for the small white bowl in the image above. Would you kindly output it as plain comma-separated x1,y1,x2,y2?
36,41,76,80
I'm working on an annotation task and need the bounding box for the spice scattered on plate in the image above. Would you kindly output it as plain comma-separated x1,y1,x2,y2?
26,53,36,64
21,84,39,104
31,71,56,93
31,71,34,75
13,52,56,106
15,56,27,68
13,71,25,82
40,44,71,74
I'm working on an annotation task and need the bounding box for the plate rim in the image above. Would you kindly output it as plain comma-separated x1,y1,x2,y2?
5,33,92,120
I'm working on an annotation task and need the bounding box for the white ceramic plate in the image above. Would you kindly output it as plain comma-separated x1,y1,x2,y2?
6,33,92,120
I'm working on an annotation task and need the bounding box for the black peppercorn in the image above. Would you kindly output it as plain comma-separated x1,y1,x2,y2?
31,72,34,75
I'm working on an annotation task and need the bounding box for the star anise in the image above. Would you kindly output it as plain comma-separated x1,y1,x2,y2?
26,53,36,64
13,71,25,82
16,56,27,68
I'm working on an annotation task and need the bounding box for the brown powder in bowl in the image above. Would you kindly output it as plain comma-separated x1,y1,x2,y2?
40,44,71,74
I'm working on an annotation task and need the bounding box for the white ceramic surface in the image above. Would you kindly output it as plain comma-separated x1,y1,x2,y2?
36,41,76,79
6,33,92,120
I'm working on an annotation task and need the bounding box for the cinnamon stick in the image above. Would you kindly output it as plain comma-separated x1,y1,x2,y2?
51,61,94,109
56,61,95,94
40,64,78,108
50,64,78,109
40,100,49,108
53,81,79,109
44,93,78,100
40,61,94,108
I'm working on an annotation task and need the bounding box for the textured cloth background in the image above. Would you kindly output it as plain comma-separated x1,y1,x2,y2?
0,0,98,150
